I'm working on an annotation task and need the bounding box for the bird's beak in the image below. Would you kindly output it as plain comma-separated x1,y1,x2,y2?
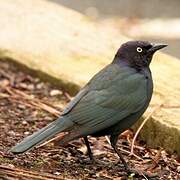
148,44,168,54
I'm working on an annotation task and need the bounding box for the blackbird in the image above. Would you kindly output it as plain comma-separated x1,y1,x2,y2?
10,41,167,170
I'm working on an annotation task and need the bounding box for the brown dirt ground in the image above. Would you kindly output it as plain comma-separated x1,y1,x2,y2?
0,61,179,180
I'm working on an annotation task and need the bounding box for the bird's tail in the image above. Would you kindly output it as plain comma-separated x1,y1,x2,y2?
10,117,73,154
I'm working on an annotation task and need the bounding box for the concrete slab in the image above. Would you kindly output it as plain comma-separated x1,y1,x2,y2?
0,0,179,156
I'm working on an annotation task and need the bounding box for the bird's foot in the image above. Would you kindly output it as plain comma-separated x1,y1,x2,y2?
114,160,158,178
79,157,108,166
113,158,129,171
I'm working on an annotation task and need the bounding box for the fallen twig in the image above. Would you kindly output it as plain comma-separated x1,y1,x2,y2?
148,149,162,171
119,147,143,160
103,137,143,160
162,104,180,109
0,92,9,98
130,103,163,156
63,92,72,101
37,133,65,148
5,87,61,117
0,165,63,180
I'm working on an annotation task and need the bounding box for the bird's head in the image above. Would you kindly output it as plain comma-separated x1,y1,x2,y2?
113,41,167,70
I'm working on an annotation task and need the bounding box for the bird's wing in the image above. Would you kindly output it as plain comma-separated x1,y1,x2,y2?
63,64,148,136
62,86,89,115
62,64,123,115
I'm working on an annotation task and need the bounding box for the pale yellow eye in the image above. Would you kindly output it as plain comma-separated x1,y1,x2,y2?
137,47,143,52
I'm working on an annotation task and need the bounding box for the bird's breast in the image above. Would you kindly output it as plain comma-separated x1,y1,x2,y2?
140,68,153,103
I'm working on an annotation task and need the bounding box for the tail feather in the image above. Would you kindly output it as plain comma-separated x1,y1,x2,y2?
10,117,73,154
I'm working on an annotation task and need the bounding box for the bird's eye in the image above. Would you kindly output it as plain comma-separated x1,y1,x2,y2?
136,47,143,53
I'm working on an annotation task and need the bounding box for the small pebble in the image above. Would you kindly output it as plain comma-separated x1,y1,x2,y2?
24,131,30,135
50,89,62,96
18,104,26,109
19,83,28,89
22,120,28,125
27,84,34,90
36,83,44,89
54,172,61,175
8,130,16,136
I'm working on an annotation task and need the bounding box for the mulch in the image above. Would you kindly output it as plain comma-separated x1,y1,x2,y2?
0,61,179,179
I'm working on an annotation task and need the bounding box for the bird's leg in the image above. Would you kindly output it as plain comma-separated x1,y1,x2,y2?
83,136,109,166
109,135,158,178
110,135,129,171
84,136,94,160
